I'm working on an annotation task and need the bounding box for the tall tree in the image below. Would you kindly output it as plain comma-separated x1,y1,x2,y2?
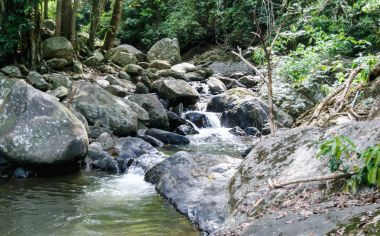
102,0,124,50
61,0,73,39
233,0,286,134
43,0,49,19
88,0,104,51
55,0,62,36
70,0,79,46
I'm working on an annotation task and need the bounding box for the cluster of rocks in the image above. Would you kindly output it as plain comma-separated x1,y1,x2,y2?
145,118,380,235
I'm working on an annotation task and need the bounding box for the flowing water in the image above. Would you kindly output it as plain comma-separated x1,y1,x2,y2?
0,81,254,236
0,169,198,236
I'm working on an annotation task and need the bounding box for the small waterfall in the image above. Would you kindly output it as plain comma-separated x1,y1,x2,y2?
112,159,120,175
203,112,221,128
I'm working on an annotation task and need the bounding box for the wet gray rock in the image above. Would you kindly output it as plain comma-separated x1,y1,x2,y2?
155,79,200,106
229,126,245,136
185,112,214,128
167,111,187,130
244,127,261,137
145,151,241,234
175,124,199,135
207,77,227,94
146,128,190,145
137,135,164,147
221,97,294,131
26,71,50,91
1,66,22,78
114,137,163,171
128,94,169,130
207,88,257,112
0,80,88,165
147,38,181,64
96,132,115,150
71,81,138,136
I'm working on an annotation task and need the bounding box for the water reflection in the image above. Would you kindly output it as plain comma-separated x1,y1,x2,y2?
0,170,199,236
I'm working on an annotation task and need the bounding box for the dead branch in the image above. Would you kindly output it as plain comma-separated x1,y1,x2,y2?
335,66,363,112
232,47,268,84
66,88,77,110
306,66,363,126
268,172,354,190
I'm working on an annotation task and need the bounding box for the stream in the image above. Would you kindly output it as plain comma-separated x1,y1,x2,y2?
0,82,253,236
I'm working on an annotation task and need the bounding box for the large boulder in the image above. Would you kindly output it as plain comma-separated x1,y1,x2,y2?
145,151,241,234
128,94,170,130
0,80,88,165
147,38,181,64
110,51,138,67
70,81,138,136
42,36,74,62
221,98,294,132
146,128,190,145
154,79,200,106
207,87,256,112
106,44,145,62
219,119,380,235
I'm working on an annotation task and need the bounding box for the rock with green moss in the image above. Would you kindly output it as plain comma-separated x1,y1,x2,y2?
42,36,74,62
147,38,182,64
0,80,88,165
70,81,138,136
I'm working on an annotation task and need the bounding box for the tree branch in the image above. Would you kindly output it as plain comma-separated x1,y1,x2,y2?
232,47,268,84
268,172,354,190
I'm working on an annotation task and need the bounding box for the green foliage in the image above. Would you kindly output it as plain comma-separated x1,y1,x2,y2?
0,0,41,58
317,135,380,193
317,135,357,173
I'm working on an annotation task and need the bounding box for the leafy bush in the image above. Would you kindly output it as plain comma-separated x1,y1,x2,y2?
317,135,380,193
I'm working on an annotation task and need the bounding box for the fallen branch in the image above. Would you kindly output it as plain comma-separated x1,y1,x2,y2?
66,88,77,110
232,47,268,84
268,172,354,190
307,66,363,126
335,66,363,112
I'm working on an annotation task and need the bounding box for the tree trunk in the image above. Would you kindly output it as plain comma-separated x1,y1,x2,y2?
29,3,41,67
61,0,72,39
55,0,62,36
266,53,276,134
70,0,79,47
88,0,104,51
102,0,124,50
44,0,49,19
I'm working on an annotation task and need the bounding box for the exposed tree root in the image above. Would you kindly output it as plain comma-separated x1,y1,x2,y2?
300,66,366,127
